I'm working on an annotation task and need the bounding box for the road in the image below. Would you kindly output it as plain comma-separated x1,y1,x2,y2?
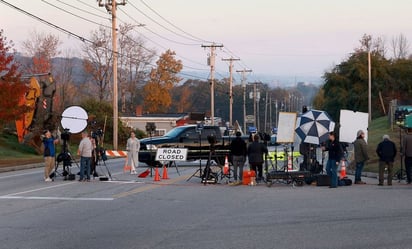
0,158,411,249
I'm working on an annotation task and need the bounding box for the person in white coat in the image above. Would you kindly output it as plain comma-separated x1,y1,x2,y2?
126,131,140,174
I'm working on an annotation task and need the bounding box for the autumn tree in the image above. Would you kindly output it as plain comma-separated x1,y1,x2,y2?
21,30,60,74
0,30,28,130
143,50,183,113
82,26,113,102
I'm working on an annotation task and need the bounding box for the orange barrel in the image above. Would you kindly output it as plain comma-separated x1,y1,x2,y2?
242,170,256,185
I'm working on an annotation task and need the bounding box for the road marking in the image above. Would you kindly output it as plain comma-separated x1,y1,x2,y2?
0,196,113,201
113,173,191,198
5,182,76,196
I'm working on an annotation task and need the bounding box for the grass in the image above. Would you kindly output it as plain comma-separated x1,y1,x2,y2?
359,116,402,173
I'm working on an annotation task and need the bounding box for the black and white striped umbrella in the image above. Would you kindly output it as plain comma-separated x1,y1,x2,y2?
295,110,335,145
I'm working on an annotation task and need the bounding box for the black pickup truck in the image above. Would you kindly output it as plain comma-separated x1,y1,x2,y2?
138,125,246,167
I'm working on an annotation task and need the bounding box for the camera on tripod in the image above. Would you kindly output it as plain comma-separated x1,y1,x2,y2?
91,128,103,139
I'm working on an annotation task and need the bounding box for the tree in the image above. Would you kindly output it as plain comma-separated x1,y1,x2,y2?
21,30,60,74
82,26,113,102
117,23,156,114
143,50,183,113
391,33,410,60
0,30,28,130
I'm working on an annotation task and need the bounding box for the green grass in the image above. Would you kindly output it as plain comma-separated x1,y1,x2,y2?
0,133,40,159
361,116,401,173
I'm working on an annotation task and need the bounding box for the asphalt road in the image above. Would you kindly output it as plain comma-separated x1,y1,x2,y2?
0,158,411,249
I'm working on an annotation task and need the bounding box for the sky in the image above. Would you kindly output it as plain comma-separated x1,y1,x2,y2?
1,0,412,86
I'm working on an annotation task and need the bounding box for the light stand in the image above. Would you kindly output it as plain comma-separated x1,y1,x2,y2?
187,123,204,181
145,122,156,177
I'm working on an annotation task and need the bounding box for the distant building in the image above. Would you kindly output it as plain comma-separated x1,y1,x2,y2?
120,112,206,136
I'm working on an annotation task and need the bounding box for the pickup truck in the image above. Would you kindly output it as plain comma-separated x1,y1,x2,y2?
138,125,247,167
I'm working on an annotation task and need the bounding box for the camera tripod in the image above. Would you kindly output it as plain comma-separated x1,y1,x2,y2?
52,131,79,180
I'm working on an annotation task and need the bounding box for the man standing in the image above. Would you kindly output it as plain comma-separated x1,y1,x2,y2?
376,134,397,186
323,131,343,188
353,130,369,184
230,131,247,183
247,134,268,182
402,128,412,184
42,130,58,182
77,130,93,181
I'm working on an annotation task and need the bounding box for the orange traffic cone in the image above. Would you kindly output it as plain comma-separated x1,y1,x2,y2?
340,161,347,179
123,157,131,172
162,164,169,179
154,167,161,181
223,155,229,175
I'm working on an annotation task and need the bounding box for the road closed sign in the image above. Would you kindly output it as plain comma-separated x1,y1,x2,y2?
155,148,188,161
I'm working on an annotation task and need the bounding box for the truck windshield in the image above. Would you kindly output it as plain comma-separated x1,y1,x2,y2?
164,126,191,137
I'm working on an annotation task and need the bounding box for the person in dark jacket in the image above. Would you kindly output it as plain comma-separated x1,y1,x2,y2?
376,134,397,186
322,131,343,188
230,131,247,182
247,134,268,182
353,130,369,184
401,128,412,184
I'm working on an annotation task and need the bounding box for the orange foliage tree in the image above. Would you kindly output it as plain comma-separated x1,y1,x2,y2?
143,50,183,113
0,30,28,130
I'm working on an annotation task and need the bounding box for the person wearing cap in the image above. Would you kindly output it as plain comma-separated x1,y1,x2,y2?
230,131,247,183
376,134,397,186
401,128,412,184
353,130,369,184
42,130,59,182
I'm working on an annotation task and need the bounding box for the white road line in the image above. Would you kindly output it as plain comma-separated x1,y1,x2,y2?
0,170,43,179
5,182,76,196
0,196,113,201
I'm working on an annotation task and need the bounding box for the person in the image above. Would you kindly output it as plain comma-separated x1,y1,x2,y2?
77,130,93,181
247,134,268,182
42,130,58,182
126,131,140,174
353,130,369,184
322,131,343,188
230,131,247,183
402,128,412,184
376,134,397,186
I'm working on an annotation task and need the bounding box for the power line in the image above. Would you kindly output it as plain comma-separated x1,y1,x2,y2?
138,0,212,43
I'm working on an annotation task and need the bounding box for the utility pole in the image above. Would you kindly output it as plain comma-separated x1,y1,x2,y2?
236,69,252,134
368,51,372,124
98,0,126,150
249,82,262,130
202,43,223,125
222,57,240,127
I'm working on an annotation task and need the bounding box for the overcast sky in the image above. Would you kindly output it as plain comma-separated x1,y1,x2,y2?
1,0,412,85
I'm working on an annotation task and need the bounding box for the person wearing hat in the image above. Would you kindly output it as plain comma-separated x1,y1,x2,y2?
353,130,369,184
376,134,397,186
322,131,344,188
230,131,247,183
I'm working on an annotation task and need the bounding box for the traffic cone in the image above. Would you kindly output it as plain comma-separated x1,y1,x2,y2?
138,169,150,178
162,164,169,179
340,161,347,179
154,167,161,181
223,155,229,175
123,157,131,172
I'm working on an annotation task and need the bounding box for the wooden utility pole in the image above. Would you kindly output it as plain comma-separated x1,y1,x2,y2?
98,0,126,150
202,43,223,125
236,69,252,134
222,57,240,127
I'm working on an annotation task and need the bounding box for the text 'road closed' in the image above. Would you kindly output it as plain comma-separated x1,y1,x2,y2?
155,148,188,161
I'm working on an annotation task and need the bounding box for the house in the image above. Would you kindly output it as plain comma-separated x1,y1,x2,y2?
120,112,205,136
